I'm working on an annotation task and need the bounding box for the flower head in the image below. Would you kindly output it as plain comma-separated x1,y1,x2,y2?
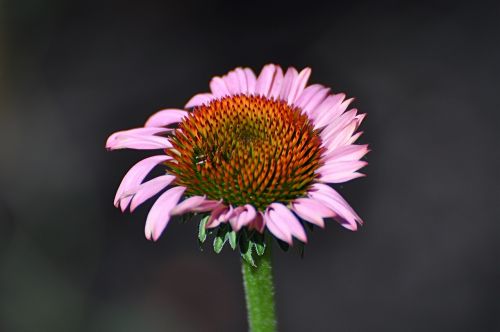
106,64,368,254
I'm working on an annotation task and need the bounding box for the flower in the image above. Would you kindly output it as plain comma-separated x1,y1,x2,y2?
106,64,368,245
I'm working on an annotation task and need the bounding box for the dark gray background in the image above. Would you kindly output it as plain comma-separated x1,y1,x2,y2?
1,0,499,331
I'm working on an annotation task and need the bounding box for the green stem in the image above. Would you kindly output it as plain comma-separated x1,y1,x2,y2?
241,244,277,332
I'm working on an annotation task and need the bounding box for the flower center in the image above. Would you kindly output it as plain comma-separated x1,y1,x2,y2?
166,94,324,211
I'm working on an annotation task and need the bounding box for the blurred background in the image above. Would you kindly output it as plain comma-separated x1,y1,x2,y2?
1,0,499,331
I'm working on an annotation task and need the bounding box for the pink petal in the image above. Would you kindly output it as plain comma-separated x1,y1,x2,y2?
229,206,244,230
229,204,257,232
356,113,366,123
322,172,366,183
210,77,230,97
128,174,176,212
185,93,214,108
111,135,171,150
287,67,311,103
337,98,355,114
268,66,284,99
295,84,324,109
315,101,352,131
347,131,363,145
317,160,368,183
191,199,224,213
145,186,186,241
280,67,298,101
314,97,355,129
114,155,171,208
224,71,240,95
170,195,208,215
301,87,330,114
235,68,248,94
311,94,348,128
144,109,188,128
266,203,307,244
320,109,359,143
248,212,265,233
244,68,257,94
264,211,291,244
255,64,276,96
291,198,336,227
238,204,257,228
323,119,362,154
323,144,370,163
106,127,172,150
218,205,234,223
206,204,228,228
309,183,363,230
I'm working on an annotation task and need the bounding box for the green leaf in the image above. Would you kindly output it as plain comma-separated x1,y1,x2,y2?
252,232,266,256
213,225,229,254
226,231,237,250
241,242,256,267
238,229,256,266
213,236,226,253
254,240,266,256
198,216,209,243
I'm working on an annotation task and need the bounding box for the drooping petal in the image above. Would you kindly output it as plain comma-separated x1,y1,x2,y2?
170,195,208,215
309,183,363,230
291,197,336,227
218,205,234,223
229,204,257,232
114,155,171,208
266,203,307,244
144,186,186,241
144,109,188,128
228,206,244,231
248,212,265,233
127,175,176,212
106,127,172,150
110,135,171,150
238,204,257,229
206,204,228,228
185,93,214,108
190,199,224,213
264,210,292,244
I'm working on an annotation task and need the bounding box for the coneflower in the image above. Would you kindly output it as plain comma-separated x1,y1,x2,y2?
106,64,368,331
